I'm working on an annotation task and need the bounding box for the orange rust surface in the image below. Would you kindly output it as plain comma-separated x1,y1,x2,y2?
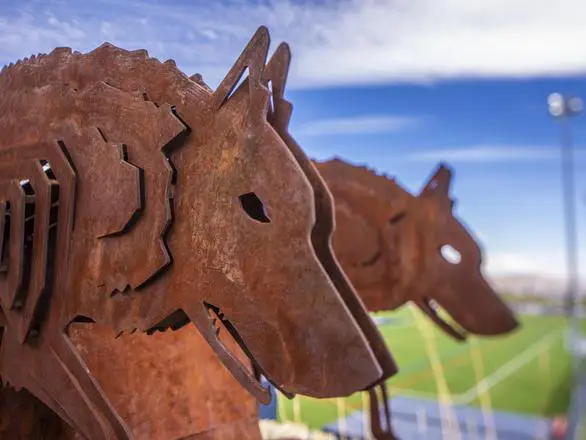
0,27,394,440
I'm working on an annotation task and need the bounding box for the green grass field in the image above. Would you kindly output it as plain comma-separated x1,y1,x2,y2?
276,305,584,431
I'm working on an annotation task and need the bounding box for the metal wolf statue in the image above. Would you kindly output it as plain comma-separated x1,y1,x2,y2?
0,27,397,440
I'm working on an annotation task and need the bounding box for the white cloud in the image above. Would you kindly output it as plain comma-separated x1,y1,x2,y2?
406,145,565,163
298,115,419,136
0,0,585,89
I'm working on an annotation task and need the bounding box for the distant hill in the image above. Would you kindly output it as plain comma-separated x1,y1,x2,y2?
487,273,586,303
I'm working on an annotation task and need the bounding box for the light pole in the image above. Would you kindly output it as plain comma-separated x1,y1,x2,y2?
547,93,583,358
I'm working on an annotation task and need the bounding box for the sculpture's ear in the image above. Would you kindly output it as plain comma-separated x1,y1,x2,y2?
420,163,453,205
263,42,293,130
212,26,270,111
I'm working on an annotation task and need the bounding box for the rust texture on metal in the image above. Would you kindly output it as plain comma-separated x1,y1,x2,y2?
368,385,397,440
73,323,260,440
0,26,396,439
314,157,520,439
259,46,398,439
260,43,397,389
314,157,519,341
0,387,74,440
1,323,261,440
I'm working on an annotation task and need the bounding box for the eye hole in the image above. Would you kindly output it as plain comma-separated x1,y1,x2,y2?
239,192,271,223
440,245,461,264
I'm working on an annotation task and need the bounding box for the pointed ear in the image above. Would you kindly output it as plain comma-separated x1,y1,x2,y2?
212,26,270,111
420,163,453,199
262,42,293,130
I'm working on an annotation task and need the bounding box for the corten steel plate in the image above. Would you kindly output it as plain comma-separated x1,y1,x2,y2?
314,158,519,341
259,43,397,389
193,45,401,440
0,324,261,440
67,323,262,440
0,26,397,439
258,45,398,439
314,158,520,439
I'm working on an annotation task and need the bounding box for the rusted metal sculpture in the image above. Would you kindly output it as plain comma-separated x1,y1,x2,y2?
314,158,519,439
0,27,398,440
0,387,72,439
315,158,518,339
1,323,261,440
260,45,399,440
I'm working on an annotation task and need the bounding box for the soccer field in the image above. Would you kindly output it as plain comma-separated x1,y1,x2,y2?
276,305,583,431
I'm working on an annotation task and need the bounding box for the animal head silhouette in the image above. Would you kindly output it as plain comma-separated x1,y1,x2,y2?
0,30,394,438
315,159,518,341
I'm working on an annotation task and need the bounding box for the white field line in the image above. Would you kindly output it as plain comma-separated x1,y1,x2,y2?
361,391,373,440
453,331,562,405
336,398,347,440
410,305,463,440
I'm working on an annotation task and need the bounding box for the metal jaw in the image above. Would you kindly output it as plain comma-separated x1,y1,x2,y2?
368,384,399,440
0,26,398,439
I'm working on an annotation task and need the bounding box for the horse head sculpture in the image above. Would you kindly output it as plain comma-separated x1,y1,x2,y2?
0,27,396,440
314,158,519,341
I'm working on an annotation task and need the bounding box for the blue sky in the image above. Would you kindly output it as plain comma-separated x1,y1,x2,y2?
289,78,586,279
1,0,585,279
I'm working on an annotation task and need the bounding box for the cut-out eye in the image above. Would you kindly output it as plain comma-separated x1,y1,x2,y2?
71,315,97,324
440,245,461,264
239,192,271,223
430,180,438,189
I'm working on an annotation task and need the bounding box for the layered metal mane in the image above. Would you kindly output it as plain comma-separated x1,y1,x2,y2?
0,27,395,440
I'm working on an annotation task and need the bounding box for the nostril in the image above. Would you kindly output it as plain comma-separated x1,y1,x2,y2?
239,192,271,223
